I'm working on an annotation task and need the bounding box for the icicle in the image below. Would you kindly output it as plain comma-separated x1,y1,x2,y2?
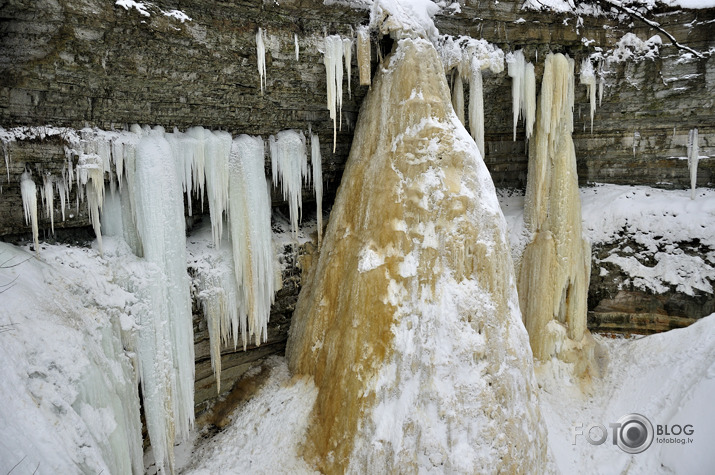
203,130,232,247
133,130,195,474
229,134,276,348
20,171,39,253
507,50,525,141
597,59,605,107
688,128,699,200
357,26,371,86
270,130,309,238
343,37,353,99
295,33,300,61
452,69,465,125
42,173,55,234
2,139,9,181
311,132,323,246
323,35,344,152
56,170,67,222
257,27,267,94
111,138,124,190
468,58,485,158
524,62,536,141
186,127,207,212
579,58,597,134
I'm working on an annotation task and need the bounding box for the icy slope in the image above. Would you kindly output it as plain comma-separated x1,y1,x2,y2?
0,240,143,475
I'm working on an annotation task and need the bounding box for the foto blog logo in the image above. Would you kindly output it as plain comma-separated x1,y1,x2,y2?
573,413,661,454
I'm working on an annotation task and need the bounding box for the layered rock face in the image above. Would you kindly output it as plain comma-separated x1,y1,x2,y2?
286,37,545,474
2,1,714,236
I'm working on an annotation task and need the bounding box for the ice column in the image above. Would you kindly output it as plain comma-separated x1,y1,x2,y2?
518,53,595,378
133,128,195,474
270,130,309,237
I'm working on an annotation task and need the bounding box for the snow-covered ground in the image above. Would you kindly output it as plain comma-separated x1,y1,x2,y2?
499,184,715,296
1,184,713,474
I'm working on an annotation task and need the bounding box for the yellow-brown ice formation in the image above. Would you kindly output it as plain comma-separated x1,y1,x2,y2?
287,37,546,474
518,53,596,378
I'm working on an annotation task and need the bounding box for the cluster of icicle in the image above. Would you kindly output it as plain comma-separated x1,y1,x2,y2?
323,27,374,155
437,35,505,159
5,123,323,473
506,50,536,143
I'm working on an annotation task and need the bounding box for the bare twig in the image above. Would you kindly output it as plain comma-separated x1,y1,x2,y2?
597,0,706,58
6,455,27,474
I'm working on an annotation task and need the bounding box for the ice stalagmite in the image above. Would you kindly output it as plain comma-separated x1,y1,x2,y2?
20,171,39,252
518,53,596,378
133,128,194,474
688,128,699,200
468,57,485,158
357,26,371,86
287,37,545,474
270,130,309,237
311,133,323,246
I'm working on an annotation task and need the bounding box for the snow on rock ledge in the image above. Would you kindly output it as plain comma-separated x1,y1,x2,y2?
286,37,546,473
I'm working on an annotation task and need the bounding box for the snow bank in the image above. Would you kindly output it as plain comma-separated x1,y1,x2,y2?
541,314,715,474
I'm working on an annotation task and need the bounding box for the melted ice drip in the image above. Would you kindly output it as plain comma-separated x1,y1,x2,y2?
323,35,344,152
507,50,536,142
133,128,195,474
580,58,597,134
311,132,323,246
229,135,275,348
688,128,699,200
257,27,267,95
357,26,371,86
20,171,39,252
468,57,485,158
270,130,309,237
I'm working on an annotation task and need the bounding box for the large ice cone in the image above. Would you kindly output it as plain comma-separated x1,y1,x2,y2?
287,37,546,474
